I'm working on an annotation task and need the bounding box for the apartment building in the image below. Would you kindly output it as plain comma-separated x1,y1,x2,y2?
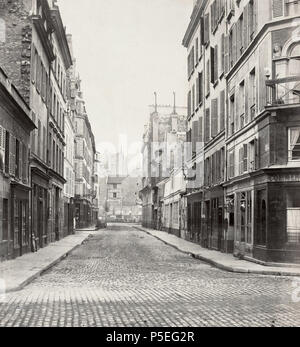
183,0,300,263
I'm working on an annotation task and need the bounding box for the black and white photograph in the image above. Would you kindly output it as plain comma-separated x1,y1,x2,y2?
0,0,300,332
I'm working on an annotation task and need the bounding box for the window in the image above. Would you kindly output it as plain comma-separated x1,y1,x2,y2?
249,69,256,120
206,60,210,95
211,98,218,138
199,72,203,105
287,189,300,244
113,184,117,189
187,91,191,118
192,84,195,113
289,128,300,161
113,193,117,199
195,38,199,62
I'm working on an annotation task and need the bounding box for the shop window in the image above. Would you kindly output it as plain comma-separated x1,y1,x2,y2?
288,127,300,161
287,190,300,244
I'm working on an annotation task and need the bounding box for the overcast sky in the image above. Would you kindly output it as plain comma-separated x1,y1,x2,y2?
58,0,194,152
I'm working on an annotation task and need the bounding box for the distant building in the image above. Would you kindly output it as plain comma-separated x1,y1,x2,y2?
0,67,35,261
140,96,187,229
183,0,300,263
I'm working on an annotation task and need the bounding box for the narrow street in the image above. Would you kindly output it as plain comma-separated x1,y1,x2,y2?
0,224,299,327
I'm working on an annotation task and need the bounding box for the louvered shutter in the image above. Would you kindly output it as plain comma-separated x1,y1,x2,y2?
272,0,284,18
204,14,210,45
0,126,4,171
196,76,200,106
205,108,210,143
18,142,22,180
235,88,239,132
220,90,225,131
243,144,248,172
211,98,218,138
23,143,28,184
199,116,203,143
192,121,199,154
210,47,215,84
245,77,249,124
239,147,243,175
200,17,205,46
214,45,218,81
224,35,229,74
221,34,225,74
232,24,237,66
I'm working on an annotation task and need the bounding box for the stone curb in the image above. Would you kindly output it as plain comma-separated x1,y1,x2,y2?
5,234,94,293
134,226,300,278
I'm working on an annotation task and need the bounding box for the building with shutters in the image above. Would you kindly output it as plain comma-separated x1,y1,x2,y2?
183,0,300,263
140,100,187,230
0,67,35,261
183,0,227,250
71,78,96,229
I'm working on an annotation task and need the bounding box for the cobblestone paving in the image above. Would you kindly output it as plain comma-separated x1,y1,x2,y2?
0,225,299,327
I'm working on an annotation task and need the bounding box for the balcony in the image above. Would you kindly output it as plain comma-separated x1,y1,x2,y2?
266,76,300,107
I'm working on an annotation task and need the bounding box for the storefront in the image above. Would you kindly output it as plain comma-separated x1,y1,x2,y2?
11,183,30,258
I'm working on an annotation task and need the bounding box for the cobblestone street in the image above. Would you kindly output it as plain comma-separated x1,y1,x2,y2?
0,225,299,327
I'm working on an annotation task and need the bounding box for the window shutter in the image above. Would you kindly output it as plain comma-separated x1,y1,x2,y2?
232,24,237,66
224,35,229,74
0,126,4,171
10,135,16,176
22,143,28,184
220,90,225,131
210,47,215,84
245,77,249,124
239,147,243,175
205,108,211,143
214,45,218,82
192,121,199,154
19,142,23,180
221,34,225,74
254,138,259,170
235,88,239,132
199,72,203,104
243,144,248,172
272,0,284,18
237,18,242,60
243,5,249,49
211,98,218,137
200,16,205,46
204,14,210,44
199,116,203,143
196,76,200,106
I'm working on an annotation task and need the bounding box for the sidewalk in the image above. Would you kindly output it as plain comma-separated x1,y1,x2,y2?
0,228,98,293
135,226,300,277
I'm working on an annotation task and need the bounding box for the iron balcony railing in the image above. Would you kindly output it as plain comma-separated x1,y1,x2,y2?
266,75,300,107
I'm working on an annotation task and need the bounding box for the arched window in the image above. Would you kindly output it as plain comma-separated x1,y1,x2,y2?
288,44,300,77
0,19,6,43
